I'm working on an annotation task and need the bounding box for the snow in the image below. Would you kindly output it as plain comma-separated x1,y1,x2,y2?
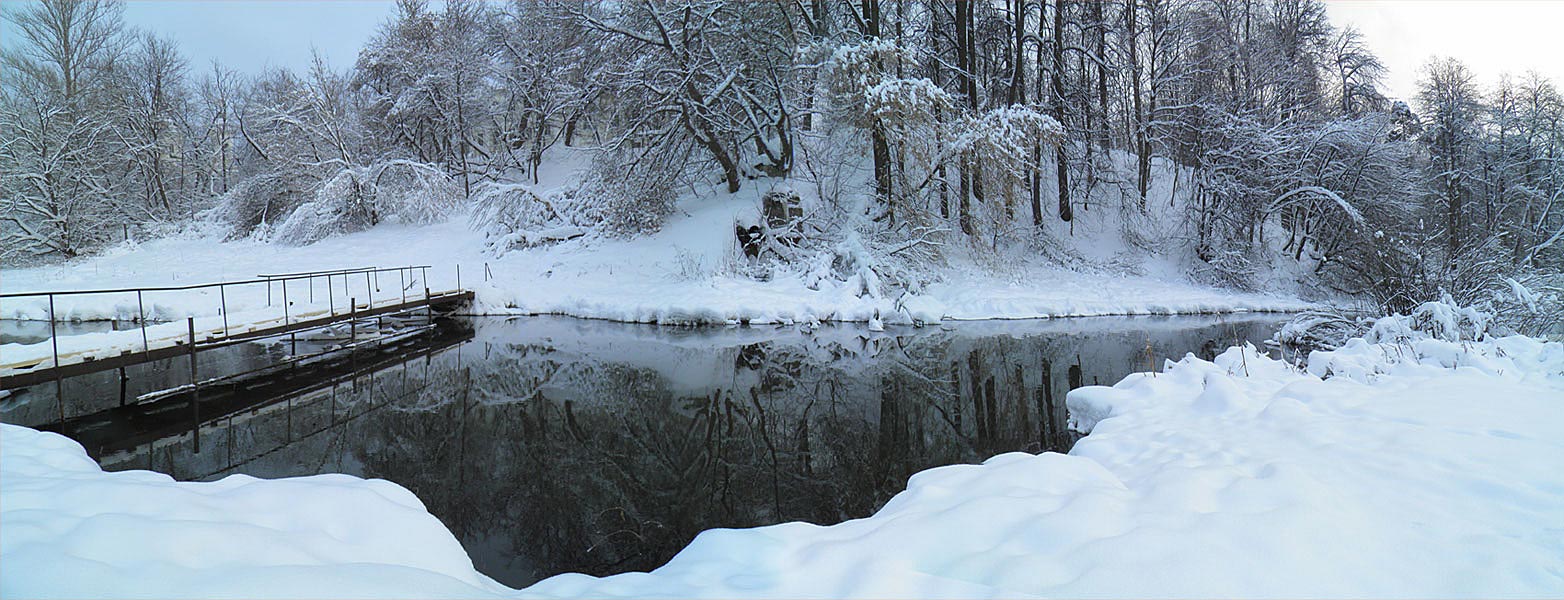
5,324,1562,598
0,423,511,599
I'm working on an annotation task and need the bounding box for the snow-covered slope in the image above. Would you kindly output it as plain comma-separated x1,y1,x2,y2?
5,329,1561,598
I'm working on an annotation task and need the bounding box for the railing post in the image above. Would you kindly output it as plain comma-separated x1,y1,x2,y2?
349,298,357,343
400,268,407,305
283,277,296,353
219,284,230,338
309,274,315,303
425,285,432,326
328,273,335,316
136,290,149,354
188,316,200,454
48,294,59,368
50,293,64,429
365,272,373,310
456,264,461,290
266,277,272,307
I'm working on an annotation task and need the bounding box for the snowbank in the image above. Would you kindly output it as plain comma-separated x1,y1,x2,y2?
5,325,1562,597
0,423,510,599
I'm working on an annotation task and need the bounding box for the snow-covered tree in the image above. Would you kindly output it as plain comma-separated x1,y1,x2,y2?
118,32,191,221
575,0,799,194
0,0,129,259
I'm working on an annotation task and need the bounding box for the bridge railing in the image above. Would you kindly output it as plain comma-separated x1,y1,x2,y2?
1,265,447,372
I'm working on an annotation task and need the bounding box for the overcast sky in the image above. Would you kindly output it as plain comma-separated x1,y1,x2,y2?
119,0,398,74
1322,0,1564,101
22,1,1564,103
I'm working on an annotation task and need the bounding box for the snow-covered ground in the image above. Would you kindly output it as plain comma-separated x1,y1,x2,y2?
5,325,1561,598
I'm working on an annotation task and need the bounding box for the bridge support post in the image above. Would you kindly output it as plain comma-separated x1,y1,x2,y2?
51,294,65,429
48,294,58,368
188,317,200,454
137,290,149,354
283,279,294,352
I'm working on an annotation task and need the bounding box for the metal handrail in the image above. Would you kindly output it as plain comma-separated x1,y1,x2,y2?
0,265,433,298
255,266,378,279
4,263,468,433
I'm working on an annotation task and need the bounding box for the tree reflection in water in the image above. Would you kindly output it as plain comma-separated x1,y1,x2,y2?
91,315,1284,588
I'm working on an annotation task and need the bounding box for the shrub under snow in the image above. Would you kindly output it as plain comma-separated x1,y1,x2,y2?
205,171,317,241
273,161,460,246
468,182,592,255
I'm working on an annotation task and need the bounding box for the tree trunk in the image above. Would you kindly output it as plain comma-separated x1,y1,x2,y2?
1052,0,1072,222
956,0,976,234
1127,0,1148,210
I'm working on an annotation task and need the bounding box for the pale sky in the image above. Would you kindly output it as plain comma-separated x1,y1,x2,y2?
6,1,1563,103
119,0,398,74
1323,0,1564,102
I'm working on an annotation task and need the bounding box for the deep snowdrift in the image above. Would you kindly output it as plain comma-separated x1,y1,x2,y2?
4,326,1561,598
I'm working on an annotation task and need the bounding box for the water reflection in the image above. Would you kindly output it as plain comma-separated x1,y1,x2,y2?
0,319,139,345
6,314,1285,588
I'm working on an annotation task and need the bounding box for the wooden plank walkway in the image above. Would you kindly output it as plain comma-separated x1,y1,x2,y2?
1,290,473,391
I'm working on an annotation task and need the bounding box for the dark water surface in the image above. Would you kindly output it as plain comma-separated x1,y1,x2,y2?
1,314,1286,588
0,319,140,345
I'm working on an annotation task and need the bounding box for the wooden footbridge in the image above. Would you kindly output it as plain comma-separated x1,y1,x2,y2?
1,265,473,392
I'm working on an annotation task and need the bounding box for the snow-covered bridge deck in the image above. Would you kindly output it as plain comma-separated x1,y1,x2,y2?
1,265,473,391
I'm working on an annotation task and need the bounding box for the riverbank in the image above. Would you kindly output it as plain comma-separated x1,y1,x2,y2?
1,191,1309,369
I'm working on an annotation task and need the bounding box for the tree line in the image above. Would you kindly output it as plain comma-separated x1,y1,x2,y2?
2,0,1560,312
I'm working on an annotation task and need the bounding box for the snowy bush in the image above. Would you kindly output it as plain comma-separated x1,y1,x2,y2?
1281,295,1510,354
585,155,680,237
468,153,680,255
1315,296,1495,349
1191,247,1260,291
273,160,459,246
1402,296,1493,343
469,182,592,255
371,161,464,225
1489,274,1564,339
205,171,316,241
1276,309,1371,351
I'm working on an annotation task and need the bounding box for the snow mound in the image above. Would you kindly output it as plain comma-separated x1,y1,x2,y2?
0,424,508,599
